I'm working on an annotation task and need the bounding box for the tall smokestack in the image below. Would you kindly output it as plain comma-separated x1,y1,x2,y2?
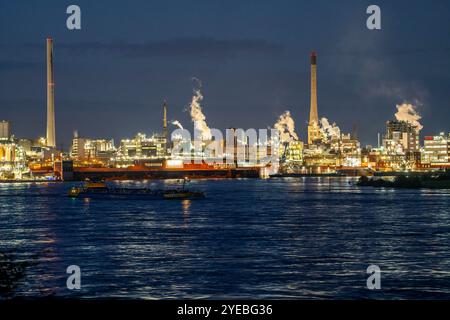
46,38,56,148
307,51,320,144
309,52,318,124
163,100,168,155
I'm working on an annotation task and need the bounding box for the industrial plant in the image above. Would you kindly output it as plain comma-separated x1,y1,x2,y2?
1,39,449,181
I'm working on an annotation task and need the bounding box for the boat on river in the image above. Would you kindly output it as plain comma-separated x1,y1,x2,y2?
68,181,205,200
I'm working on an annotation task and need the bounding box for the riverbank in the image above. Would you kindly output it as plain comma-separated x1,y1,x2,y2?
357,171,450,189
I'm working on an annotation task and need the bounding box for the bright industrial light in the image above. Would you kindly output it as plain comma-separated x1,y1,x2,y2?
166,159,183,168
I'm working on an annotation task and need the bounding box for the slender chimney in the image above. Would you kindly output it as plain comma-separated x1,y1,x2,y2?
46,38,56,148
309,51,318,124
307,51,320,144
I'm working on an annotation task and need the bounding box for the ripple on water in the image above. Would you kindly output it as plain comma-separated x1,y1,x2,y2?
1,178,450,299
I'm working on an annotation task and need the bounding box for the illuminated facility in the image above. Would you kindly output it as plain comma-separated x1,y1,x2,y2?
421,133,450,168
3,40,450,180
292,51,362,174
0,121,29,179
71,131,116,164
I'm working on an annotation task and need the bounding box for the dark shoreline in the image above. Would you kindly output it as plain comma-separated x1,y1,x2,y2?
270,173,340,178
357,172,450,189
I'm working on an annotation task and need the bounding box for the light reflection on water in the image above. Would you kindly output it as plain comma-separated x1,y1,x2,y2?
1,178,450,299
182,200,191,228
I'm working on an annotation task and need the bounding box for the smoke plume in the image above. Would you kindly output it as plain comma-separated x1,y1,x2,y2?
274,111,299,144
189,89,212,140
320,117,341,141
394,103,423,131
171,120,184,130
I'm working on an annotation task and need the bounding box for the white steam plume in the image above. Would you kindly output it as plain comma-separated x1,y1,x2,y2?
394,103,423,131
171,120,184,130
189,89,212,140
320,117,341,141
274,111,299,144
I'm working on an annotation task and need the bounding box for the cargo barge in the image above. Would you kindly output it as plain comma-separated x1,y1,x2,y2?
68,181,205,200
52,160,262,181
73,167,260,181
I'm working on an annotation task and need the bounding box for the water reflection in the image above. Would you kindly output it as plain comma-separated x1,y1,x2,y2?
2,178,450,299
182,200,191,227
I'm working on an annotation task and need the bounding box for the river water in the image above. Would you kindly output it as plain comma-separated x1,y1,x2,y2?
1,178,450,299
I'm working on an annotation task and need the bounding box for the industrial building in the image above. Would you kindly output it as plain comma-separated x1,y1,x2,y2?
71,135,116,163
422,133,450,168
0,121,11,141
383,120,420,154
378,120,421,170
117,133,166,160
0,121,29,179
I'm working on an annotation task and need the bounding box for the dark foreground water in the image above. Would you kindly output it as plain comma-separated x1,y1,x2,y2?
1,178,450,299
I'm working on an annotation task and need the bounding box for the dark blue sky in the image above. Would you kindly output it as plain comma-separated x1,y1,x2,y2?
1,0,449,148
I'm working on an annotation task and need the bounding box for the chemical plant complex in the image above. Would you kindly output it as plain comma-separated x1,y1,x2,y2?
1,39,449,181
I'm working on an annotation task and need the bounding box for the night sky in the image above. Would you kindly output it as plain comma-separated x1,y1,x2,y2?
1,0,449,149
